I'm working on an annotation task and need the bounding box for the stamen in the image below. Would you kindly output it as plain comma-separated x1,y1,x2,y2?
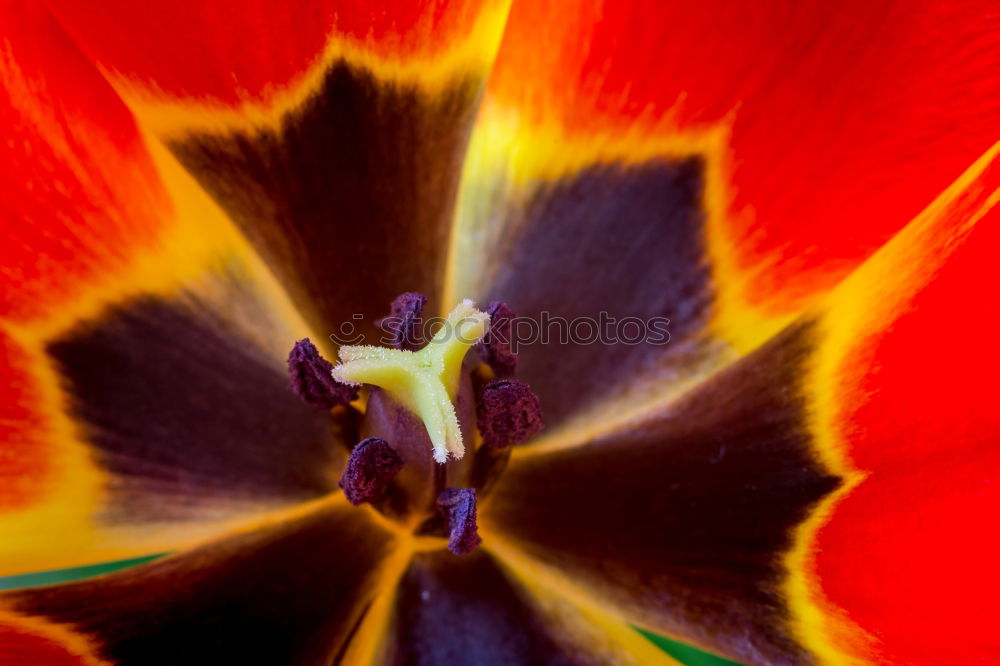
475,301,517,377
339,437,405,506
332,300,490,463
376,292,428,351
287,338,357,409
476,379,544,448
436,487,482,555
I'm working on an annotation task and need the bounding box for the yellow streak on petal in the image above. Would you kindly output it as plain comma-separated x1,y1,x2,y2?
483,529,716,663
785,142,1000,665
494,557,684,666
338,538,415,666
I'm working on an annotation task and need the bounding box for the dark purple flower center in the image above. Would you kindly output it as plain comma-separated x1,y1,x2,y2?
287,294,543,556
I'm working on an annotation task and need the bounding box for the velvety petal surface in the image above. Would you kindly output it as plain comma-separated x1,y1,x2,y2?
50,0,510,340
472,0,1000,348
375,549,680,666
0,499,403,666
0,2,329,573
482,147,1000,665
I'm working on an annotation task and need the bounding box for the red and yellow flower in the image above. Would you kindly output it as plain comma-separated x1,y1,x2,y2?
0,1,997,664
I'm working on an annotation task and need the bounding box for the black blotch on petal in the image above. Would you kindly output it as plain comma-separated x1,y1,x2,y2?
5,504,394,666
169,62,483,343
387,550,582,666
485,320,841,665
477,159,717,428
47,295,345,521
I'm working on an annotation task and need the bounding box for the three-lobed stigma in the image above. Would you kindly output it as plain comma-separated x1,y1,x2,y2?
331,300,490,463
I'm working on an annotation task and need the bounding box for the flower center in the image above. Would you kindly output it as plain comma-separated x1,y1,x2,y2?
286,294,543,555
332,299,489,463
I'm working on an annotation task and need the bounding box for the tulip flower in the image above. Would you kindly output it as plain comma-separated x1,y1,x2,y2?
0,1,997,665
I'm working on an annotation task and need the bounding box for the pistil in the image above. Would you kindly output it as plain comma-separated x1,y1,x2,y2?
332,300,490,463
284,296,544,557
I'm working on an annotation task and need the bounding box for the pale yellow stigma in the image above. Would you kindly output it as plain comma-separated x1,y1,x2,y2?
331,300,490,463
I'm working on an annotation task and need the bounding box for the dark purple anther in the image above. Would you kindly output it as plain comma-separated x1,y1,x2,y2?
475,301,517,377
437,487,482,555
288,338,357,409
339,437,405,506
376,292,428,351
476,379,544,449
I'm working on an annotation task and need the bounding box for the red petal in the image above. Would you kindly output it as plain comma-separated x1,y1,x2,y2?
0,613,97,666
798,147,1000,663
0,1,170,322
480,147,1000,664
485,0,1000,323
49,0,502,106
